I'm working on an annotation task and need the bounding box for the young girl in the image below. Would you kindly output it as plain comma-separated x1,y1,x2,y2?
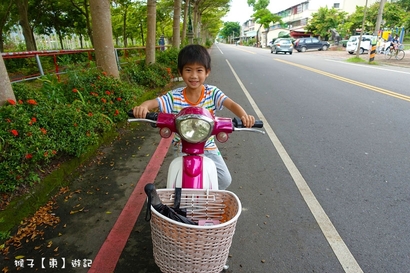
132,44,255,190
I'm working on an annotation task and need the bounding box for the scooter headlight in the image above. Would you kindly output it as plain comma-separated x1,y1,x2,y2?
176,115,214,143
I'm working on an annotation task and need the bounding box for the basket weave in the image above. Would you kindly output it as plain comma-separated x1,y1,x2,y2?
150,189,242,273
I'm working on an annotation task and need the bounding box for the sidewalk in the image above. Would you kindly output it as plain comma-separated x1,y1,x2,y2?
324,46,410,68
0,124,168,272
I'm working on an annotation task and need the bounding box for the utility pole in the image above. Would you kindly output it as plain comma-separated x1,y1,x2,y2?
374,0,387,36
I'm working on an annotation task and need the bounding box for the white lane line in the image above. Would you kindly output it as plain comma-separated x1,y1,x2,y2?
325,58,410,75
226,59,363,273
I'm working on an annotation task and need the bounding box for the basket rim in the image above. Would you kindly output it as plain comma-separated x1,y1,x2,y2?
151,189,242,229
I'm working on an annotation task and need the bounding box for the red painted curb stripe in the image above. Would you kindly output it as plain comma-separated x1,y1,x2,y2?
89,136,172,273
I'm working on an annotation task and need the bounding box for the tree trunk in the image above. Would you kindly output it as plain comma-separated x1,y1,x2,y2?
172,0,181,49
16,0,36,51
0,56,15,106
181,0,189,42
146,0,156,65
89,0,119,78
123,9,127,47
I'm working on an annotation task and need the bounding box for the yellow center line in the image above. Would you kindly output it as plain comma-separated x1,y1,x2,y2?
276,59,410,102
234,47,257,54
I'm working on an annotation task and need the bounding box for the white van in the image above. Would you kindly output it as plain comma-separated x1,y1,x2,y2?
346,35,377,54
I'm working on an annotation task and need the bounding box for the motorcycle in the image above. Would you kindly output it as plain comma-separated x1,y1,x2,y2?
128,106,264,273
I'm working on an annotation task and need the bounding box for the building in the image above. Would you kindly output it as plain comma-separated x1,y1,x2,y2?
241,0,379,47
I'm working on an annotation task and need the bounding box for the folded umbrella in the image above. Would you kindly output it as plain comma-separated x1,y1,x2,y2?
144,183,197,225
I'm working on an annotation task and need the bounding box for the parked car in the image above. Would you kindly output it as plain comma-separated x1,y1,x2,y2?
346,35,377,54
270,38,293,54
294,37,330,52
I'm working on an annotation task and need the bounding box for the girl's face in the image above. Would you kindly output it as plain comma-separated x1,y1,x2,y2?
180,63,210,92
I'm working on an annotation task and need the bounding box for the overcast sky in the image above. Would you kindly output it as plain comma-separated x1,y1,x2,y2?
222,0,301,24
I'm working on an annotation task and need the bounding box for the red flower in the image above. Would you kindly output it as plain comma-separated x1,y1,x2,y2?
5,118,11,123
25,154,33,159
27,99,37,105
88,112,93,117
7,99,16,105
105,91,111,95
29,117,37,125
10,129,18,136
101,98,107,103
18,100,23,104
102,71,107,76
40,128,47,134
116,97,122,101
44,151,49,157
114,109,119,116
52,150,57,155
72,88,78,93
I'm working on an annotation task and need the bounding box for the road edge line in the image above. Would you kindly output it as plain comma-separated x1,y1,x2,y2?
226,59,363,273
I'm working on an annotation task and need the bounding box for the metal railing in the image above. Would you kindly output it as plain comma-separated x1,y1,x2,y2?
2,46,168,83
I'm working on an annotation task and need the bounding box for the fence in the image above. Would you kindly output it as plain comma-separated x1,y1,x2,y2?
1,46,168,83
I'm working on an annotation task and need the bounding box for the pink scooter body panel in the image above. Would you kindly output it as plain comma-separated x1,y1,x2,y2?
182,156,203,189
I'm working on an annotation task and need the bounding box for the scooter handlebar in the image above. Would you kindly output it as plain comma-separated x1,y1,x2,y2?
127,110,158,121
232,117,263,128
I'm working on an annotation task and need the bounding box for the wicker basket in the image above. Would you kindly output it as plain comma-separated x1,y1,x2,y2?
149,189,242,273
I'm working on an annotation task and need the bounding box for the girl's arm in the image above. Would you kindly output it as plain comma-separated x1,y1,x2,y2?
223,98,255,128
132,99,159,118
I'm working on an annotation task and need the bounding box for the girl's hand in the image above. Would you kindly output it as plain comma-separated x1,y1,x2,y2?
133,106,149,118
241,114,255,128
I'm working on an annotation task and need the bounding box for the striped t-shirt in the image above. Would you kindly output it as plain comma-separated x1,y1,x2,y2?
156,84,228,150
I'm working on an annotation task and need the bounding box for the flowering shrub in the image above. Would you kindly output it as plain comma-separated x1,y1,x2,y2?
121,61,172,88
0,69,145,192
1,49,179,193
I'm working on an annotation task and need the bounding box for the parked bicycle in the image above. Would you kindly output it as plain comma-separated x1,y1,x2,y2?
384,44,405,60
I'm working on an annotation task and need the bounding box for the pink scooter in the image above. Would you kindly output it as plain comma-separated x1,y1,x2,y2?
128,107,264,272
128,106,264,190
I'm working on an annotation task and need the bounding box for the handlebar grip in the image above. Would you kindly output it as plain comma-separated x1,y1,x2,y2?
146,112,158,121
232,117,263,128
253,120,263,128
127,110,158,121
127,109,135,117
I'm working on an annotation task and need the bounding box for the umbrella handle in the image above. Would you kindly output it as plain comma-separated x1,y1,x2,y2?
144,183,162,221
145,184,153,221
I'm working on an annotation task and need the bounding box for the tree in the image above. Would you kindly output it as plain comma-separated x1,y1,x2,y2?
32,0,80,50
16,0,36,50
191,0,230,42
0,55,15,106
220,21,240,42
0,0,15,52
146,0,156,64
247,0,281,45
173,0,181,48
306,7,348,40
69,0,93,47
89,0,119,78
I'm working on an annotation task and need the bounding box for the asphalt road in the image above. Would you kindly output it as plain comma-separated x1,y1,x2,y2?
119,46,410,272
2,45,410,273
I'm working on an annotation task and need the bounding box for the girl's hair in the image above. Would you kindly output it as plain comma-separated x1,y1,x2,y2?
177,45,211,73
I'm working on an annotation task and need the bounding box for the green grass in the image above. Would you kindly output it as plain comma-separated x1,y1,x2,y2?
346,56,368,63
346,56,379,65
